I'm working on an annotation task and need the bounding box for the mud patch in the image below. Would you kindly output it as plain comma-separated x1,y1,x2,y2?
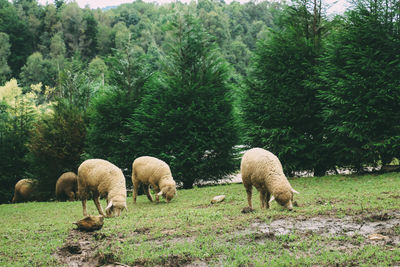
134,227,150,234
134,253,196,267
249,211,400,244
54,229,121,267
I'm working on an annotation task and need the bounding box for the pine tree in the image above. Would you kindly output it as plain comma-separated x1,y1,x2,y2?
128,14,238,188
318,0,400,169
241,1,330,175
28,100,86,195
85,41,152,169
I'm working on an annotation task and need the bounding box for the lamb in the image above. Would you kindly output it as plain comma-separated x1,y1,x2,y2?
132,156,177,203
12,179,38,203
77,159,127,217
55,172,78,201
241,148,299,210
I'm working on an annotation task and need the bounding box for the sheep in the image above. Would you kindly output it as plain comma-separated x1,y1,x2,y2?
132,156,177,203
77,159,127,217
12,179,38,203
241,148,299,210
55,172,78,201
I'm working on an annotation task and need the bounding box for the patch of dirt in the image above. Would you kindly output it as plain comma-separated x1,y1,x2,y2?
241,207,255,213
134,227,150,234
364,212,392,222
134,253,197,267
247,211,400,245
54,229,122,267
194,204,211,209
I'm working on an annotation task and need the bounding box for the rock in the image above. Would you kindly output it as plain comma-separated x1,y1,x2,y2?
211,195,225,204
368,233,388,240
241,207,255,213
74,215,104,232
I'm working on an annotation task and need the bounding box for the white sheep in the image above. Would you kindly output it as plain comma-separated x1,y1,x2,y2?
241,148,299,210
77,159,127,217
132,156,177,203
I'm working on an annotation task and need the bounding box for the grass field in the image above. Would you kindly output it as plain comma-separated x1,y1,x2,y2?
1,173,400,266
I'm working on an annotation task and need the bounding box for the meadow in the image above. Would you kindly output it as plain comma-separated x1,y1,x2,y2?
1,172,400,266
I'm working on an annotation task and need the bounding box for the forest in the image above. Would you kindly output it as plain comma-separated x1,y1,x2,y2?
0,0,399,203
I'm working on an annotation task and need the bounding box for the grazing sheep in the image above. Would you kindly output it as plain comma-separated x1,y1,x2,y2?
12,179,38,203
241,148,299,210
132,156,177,203
77,159,127,217
55,172,78,201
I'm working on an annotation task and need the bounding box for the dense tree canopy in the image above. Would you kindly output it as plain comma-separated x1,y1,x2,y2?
0,0,399,202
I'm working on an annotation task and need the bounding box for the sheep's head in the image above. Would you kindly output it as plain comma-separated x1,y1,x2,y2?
105,196,127,217
157,185,177,203
269,188,299,210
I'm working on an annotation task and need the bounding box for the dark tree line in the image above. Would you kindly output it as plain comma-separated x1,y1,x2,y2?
0,0,399,203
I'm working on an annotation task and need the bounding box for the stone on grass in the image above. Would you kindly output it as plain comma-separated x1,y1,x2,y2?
74,215,104,232
211,195,225,204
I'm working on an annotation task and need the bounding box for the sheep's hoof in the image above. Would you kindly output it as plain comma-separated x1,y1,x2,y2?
241,207,255,213
74,215,104,231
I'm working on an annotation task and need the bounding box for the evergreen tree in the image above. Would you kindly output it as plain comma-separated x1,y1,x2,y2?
0,80,36,203
85,41,152,168
0,32,11,84
128,14,238,188
27,60,92,196
242,1,330,175
318,0,400,168
27,100,86,195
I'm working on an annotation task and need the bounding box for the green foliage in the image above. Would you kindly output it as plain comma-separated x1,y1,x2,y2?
55,57,94,109
318,0,400,168
0,32,11,84
81,10,98,59
128,14,238,188
0,96,36,203
242,2,329,175
27,100,86,196
85,42,152,169
19,52,58,91
0,0,34,75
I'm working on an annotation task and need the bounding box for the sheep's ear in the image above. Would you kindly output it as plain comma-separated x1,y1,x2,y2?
105,200,113,211
157,191,163,196
269,196,275,204
291,188,300,194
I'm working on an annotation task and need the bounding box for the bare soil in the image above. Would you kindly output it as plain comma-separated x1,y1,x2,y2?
250,211,400,242
54,230,123,267
55,211,400,266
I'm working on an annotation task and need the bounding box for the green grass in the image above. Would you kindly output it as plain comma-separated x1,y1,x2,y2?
1,172,400,266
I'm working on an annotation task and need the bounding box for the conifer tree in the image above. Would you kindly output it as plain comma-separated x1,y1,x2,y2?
318,0,400,168
242,1,329,175
128,14,238,188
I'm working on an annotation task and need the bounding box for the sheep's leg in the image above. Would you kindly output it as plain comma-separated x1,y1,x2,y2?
133,180,140,203
145,184,153,202
266,192,271,209
154,187,160,203
93,194,106,216
82,199,88,216
244,183,253,209
260,191,267,209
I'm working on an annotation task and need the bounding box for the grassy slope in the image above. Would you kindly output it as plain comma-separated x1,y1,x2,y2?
0,173,399,266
